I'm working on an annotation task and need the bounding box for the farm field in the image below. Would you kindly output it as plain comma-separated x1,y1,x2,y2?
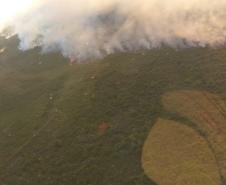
142,118,221,185
162,91,226,180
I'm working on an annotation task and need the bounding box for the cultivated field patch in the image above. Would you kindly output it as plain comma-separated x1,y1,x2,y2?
162,91,226,179
142,118,221,185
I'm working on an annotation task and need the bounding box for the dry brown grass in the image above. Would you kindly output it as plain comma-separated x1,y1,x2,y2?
142,118,221,185
162,91,226,178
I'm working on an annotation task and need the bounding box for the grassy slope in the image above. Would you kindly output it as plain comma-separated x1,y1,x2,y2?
1,36,226,185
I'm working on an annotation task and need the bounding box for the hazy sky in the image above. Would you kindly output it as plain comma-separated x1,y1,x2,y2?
1,0,226,61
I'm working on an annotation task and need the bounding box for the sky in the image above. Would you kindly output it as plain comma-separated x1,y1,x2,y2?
0,0,36,30
0,0,226,61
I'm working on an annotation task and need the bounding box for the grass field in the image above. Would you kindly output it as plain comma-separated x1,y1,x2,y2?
163,90,226,180
142,118,221,185
1,36,226,184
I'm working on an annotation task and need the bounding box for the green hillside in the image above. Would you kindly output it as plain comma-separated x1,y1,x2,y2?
1,36,226,185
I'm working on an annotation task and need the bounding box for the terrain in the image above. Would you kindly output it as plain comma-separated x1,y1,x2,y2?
1,36,226,185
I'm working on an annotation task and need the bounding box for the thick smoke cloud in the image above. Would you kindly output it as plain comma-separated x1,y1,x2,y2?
2,0,226,61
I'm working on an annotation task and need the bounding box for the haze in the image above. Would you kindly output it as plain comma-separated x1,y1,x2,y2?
1,0,226,61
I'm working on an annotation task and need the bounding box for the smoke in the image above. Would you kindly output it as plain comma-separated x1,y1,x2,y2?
1,0,226,61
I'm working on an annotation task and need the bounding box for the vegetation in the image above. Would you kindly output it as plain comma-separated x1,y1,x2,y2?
142,118,221,185
1,36,226,184
163,91,226,180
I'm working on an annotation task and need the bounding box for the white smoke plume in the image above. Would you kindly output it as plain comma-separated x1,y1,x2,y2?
1,0,226,61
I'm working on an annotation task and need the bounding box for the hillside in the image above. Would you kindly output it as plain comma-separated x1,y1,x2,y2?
1,36,226,185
